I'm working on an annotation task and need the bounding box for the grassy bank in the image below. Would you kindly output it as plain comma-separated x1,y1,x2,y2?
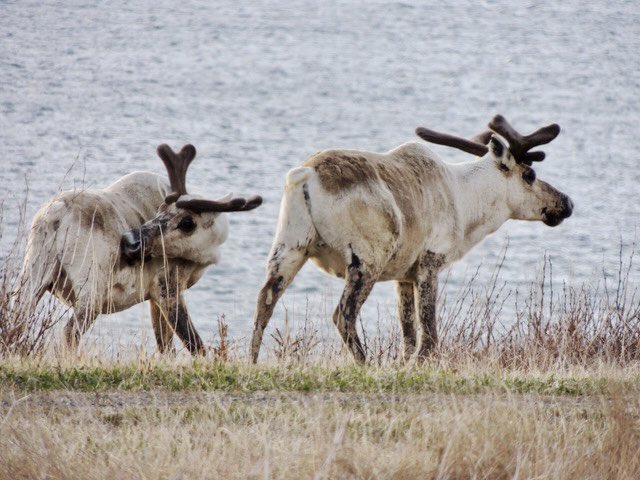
1,358,640,397
1,359,640,479
1,358,639,478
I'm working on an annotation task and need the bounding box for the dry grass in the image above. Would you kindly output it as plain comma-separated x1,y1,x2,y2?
1,386,640,479
0,201,64,356
1,354,640,479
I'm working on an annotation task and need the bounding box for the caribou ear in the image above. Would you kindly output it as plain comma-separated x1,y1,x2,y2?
470,130,493,145
164,192,181,205
215,192,234,203
489,136,505,158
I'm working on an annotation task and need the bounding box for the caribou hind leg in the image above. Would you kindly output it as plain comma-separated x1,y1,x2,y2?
250,246,308,363
395,281,417,362
332,251,379,365
414,251,445,361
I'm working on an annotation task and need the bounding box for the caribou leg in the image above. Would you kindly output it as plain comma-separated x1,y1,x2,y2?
250,246,308,363
332,252,378,365
149,300,175,354
395,281,417,362
63,303,97,353
167,296,204,356
414,251,445,361
415,276,438,360
153,274,205,356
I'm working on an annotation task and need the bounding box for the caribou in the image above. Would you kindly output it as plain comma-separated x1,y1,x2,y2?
250,115,573,364
17,144,262,354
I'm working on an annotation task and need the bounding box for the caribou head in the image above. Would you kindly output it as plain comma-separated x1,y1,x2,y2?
416,115,573,227
121,144,262,265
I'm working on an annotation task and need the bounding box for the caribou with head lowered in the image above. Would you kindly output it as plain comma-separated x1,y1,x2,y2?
250,115,573,364
17,144,262,354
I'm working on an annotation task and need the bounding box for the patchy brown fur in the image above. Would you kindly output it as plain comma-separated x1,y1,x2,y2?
303,153,379,193
304,148,442,233
82,206,106,230
52,264,77,306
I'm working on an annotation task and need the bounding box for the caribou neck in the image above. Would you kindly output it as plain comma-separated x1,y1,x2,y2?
448,156,511,257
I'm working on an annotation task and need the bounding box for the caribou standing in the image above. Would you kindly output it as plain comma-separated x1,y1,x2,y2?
17,144,262,354
250,115,573,363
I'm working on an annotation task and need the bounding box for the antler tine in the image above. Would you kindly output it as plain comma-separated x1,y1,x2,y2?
156,144,197,199
415,127,489,156
176,195,263,214
488,115,560,165
523,123,561,148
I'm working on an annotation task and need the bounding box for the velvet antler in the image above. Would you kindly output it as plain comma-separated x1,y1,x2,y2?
488,115,560,165
176,195,263,213
156,144,197,201
414,127,491,156
415,115,560,166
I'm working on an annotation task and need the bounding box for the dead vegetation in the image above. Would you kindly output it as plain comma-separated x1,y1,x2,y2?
1,387,639,479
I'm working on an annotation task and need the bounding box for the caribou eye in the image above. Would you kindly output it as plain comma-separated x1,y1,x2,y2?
177,216,196,233
490,137,504,157
522,168,536,185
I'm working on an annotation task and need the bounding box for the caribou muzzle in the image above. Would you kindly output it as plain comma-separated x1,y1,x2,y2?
121,229,147,263
542,194,574,227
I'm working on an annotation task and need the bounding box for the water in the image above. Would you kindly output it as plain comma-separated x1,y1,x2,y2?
1,0,639,349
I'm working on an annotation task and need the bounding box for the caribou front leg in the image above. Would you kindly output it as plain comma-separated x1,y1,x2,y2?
63,303,98,353
168,296,204,356
154,273,205,356
149,300,176,354
414,251,445,361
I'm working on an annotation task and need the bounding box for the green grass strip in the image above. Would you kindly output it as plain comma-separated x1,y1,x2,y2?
1,362,638,396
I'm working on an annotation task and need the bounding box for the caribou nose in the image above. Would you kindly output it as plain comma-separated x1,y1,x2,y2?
121,230,142,258
561,195,574,218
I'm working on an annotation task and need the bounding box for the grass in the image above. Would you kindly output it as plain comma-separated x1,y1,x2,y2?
2,354,639,478
1,357,639,396
2,372,640,479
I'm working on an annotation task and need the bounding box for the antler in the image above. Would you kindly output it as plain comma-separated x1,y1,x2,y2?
156,144,263,213
488,115,560,165
176,195,263,213
415,115,560,166
156,144,197,200
415,127,491,156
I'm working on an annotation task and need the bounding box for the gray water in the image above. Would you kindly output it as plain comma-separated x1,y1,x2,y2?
1,0,639,350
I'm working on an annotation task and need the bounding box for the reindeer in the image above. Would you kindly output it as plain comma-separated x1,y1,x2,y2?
250,115,573,364
17,144,262,354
